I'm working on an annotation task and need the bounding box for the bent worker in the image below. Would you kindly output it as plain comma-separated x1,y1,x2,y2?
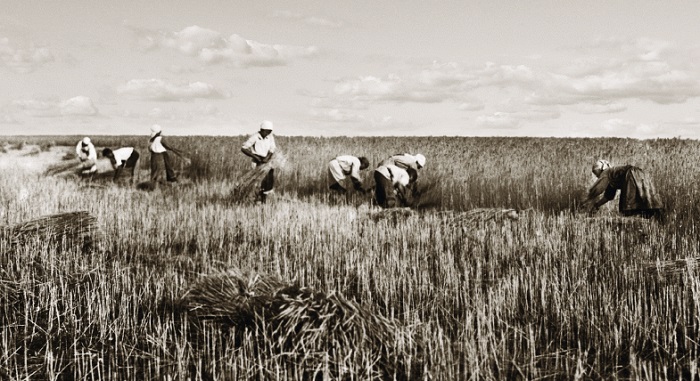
584,159,664,219
241,120,276,203
75,137,97,176
379,153,426,171
328,155,370,193
374,164,418,208
102,147,140,183
149,124,188,183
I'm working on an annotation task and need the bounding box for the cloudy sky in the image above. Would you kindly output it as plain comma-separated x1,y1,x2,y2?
2,0,700,138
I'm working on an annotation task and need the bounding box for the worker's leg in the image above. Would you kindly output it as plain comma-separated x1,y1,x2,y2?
125,151,140,184
163,152,177,182
260,169,274,202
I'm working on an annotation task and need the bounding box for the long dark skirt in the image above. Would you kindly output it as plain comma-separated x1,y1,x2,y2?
620,167,663,216
150,152,177,182
374,171,396,208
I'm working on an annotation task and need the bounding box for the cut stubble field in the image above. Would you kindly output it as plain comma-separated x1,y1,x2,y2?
1,135,700,380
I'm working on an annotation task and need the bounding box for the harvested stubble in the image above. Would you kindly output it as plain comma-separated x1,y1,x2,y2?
231,152,287,202
182,268,407,378
584,215,651,227
0,211,98,247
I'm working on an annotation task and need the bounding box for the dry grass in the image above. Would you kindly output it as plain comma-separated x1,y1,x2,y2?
3,136,700,380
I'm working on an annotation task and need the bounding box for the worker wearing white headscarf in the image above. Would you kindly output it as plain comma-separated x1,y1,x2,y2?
373,164,418,208
148,124,188,183
328,155,370,192
379,153,426,171
241,120,276,202
585,159,664,219
75,137,97,175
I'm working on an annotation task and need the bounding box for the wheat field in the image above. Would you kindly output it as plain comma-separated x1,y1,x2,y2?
1,135,700,380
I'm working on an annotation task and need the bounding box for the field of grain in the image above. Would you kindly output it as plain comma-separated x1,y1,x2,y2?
1,135,700,380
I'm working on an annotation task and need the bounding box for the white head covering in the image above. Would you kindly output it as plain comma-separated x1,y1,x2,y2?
150,124,162,138
592,159,611,177
415,154,426,168
259,120,274,131
81,137,91,145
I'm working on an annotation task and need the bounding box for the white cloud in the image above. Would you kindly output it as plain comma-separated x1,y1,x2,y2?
0,37,53,73
309,108,365,123
474,107,560,131
117,78,230,101
324,37,700,128
60,96,98,116
476,112,520,129
457,101,484,111
575,102,627,114
130,25,319,67
271,10,344,28
331,62,542,107
601,118,658,137
11,96,99,118
12,99,60,117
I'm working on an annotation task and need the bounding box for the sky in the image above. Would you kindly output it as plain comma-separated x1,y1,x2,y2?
1,0,700,138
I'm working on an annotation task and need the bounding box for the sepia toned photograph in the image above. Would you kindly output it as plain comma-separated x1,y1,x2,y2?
1,1,699,379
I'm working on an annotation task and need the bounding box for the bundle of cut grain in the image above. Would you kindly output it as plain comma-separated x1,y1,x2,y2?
43,160,79,176
182,268,287,326
442,208,520,229
0,211,98,248
231,151,288,202
641,257,700,280
368,207,415,223
181,268,407,378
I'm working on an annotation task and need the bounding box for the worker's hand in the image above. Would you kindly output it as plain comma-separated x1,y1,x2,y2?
183,157,192,166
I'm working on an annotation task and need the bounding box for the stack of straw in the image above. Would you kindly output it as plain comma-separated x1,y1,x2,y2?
181,268,405,378
0,211,98,248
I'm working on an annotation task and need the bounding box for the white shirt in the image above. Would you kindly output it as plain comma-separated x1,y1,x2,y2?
242,132,276,158
379,154,420,170
75,141,97,161
375,164,410,186
149,136,166,153
329,155,362,181
111,147,134,168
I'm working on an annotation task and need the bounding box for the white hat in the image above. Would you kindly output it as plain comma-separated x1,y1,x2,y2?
81,137,91,145
592,159,610,176
415,153,426,168
260,120,274,131
150,124,162,137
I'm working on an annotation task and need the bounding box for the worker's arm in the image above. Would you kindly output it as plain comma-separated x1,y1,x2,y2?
162,140,191,165
241,147,267,163
241,135,266,163
584,176,612,215
349,162,365,192
350,177,364,192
